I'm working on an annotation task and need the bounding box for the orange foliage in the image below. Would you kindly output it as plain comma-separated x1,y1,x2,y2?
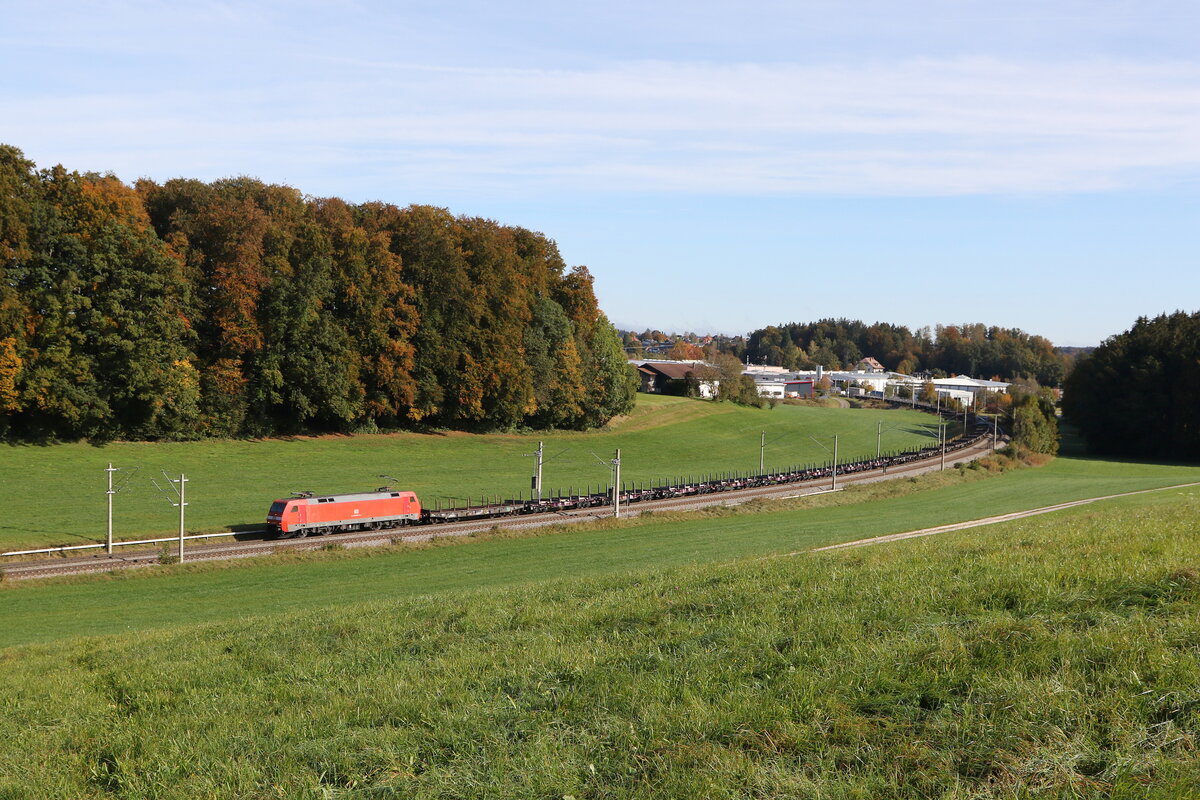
0,337,21,411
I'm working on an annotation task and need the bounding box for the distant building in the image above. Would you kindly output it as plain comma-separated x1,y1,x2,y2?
929,376,1010,406
631,360,719,398
855,357,886,373
751,374,815,398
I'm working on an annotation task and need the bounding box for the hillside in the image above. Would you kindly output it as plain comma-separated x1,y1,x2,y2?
0,396,941,551
1,471,1197,797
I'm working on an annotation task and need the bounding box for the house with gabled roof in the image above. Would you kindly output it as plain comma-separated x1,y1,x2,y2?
631,360,719,398
855,357,886,373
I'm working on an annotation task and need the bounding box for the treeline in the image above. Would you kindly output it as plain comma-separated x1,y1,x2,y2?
0,145,635,442
1064,311,1200,460
738,319,1068,384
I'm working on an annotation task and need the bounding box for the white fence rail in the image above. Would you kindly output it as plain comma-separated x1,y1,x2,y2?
1,529,261,559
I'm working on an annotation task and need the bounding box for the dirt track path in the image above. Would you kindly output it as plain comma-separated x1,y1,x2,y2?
805,481,1200,554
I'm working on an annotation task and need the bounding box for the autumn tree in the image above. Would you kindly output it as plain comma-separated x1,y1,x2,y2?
623,331,643,356
2,148,632,440
139,177,288,435
665,340,704,361
326,199,418,428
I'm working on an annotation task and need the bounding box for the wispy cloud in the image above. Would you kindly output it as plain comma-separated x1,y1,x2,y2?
8,57,1200,196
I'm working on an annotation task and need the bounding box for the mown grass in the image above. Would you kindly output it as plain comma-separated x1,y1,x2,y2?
1,482,1198,798
0,396,945,551
2,453,1198,650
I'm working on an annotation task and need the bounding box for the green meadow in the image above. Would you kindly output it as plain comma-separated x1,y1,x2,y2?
0,396,946,552
0,459,1198,797
3,452,1198,649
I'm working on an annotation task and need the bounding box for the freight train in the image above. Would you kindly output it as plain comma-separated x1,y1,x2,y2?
265,413,993,539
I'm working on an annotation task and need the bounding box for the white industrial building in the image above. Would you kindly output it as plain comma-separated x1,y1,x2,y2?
744,360,1011,404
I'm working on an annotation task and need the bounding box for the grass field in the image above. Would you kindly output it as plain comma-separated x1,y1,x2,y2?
3,453,1198,649
1,463,1197,797
0,396,947,551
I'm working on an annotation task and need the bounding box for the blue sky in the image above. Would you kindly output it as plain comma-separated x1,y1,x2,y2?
4,1,1198,346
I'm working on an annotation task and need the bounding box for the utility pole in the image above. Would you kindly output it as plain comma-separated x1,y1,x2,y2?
521,441,549,501
103,464,138,556
106,463,117,556
758,431,787,476
876,421,881,459
592,449,623,518
612,449,622,518
534,440,543,501
832,434,839,490
173,473,188,562
992,414,998,450
809,434,839,490
940,424,946,471
154,470,189,563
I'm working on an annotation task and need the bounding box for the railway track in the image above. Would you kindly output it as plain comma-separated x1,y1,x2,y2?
2,436,998,582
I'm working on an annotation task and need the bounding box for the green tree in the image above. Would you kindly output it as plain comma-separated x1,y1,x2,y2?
1064,311,1200,459
584,314,637,427
1012,393,1059,454
708,352,760,406
9,168,200,440
252,214,362,432
525,296,576,427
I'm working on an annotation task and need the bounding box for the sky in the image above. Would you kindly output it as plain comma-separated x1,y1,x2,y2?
3,0,1199,346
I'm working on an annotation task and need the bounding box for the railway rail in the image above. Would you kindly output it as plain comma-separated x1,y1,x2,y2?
1,429,999,582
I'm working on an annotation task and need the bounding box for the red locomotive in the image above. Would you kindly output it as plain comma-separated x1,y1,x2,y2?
266,489,421,538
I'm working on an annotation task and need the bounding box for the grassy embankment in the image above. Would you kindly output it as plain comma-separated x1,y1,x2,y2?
2,451,1198,648
0,396,946,552
0,468,1198,797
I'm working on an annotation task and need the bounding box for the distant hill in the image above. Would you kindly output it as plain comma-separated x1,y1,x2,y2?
622,319,1070,385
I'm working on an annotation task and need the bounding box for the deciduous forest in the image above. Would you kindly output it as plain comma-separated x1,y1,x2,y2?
736,319,1070,385
0,146,636,442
